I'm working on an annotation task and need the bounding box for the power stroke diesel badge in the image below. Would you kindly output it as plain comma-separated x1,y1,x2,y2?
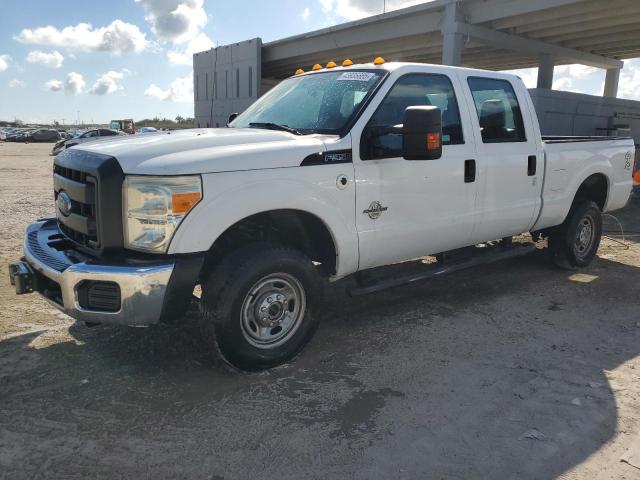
363,201,388,220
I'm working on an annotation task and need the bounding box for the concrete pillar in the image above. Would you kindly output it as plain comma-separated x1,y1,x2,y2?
537,54,554,89
441,1,464,66
604,67,621,98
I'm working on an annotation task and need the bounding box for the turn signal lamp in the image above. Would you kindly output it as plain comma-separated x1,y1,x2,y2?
172,191,202,214
295,68,304,75
342,59,353,67
427,132,441,151
373,56,385,65
326,60,337,68
312,64,322,71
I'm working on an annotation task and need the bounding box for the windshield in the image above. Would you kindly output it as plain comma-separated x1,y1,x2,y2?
230,70,386,134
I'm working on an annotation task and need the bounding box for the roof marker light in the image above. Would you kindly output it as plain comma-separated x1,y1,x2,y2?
373,56,385,65
326,60,337,68
312,64,322,71
342,59,353,67
295,69,304,75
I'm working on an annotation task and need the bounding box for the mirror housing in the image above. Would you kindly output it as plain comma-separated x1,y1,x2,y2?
402,106,442,160
228,112,239,124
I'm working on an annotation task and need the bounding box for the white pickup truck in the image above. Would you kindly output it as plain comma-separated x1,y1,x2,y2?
9,61,634,370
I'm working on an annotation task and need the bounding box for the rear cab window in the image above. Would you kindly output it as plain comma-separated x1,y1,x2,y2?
467,77,526,143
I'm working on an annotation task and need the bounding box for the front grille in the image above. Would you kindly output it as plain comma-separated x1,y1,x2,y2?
53,149,124,254
54,164,98,248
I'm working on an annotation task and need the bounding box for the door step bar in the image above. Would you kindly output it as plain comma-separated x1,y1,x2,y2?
348,243,536,297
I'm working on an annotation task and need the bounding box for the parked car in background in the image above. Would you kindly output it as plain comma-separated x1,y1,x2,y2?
51,128,126,156
138,127,158,134
29,129,62,143
6,129,37,142
109,119,135,134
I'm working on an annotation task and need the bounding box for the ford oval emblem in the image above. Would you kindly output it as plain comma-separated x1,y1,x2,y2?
56,191,72,217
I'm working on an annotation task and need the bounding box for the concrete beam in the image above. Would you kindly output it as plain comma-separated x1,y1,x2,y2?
466,0,580,25
604,67,621,98
537,54,555,89
441,1,464,66
453,22,623,69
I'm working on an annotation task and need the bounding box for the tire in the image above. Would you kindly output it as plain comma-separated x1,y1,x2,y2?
548,200,602,269
199,243,324,370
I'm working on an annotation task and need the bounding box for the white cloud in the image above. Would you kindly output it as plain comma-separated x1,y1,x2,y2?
167,32,214,65
502,67,537,88
144,73,193,102
619,59,640,101
504,63,603,95
15,20,147,53
302,7,311,20
0,55,11,72
9,79,25,88
65,72,85,94
320,0,425,20
89,69,130,95
136,0,207,44
26,50,64,68
45,79,63,91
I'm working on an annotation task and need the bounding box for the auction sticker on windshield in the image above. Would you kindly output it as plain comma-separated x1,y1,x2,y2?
337,72,377,81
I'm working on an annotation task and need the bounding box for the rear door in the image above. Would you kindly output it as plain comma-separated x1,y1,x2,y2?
458,74,543,242
352,67,480,270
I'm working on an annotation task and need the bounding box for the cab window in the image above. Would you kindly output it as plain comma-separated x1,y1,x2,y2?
467,77,526,143
363,73,464,160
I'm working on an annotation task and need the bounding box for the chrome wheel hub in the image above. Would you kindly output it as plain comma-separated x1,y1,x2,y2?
574,215,594,257
240,273,306,349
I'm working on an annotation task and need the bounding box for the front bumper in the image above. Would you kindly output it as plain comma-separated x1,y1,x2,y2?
10,218,203,326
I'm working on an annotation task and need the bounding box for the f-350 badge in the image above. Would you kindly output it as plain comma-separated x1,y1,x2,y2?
363,201,388,220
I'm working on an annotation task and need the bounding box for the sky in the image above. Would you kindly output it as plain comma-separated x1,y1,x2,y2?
0,0,639,125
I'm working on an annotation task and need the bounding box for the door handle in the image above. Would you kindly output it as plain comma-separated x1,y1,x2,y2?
528,155,537,176
464,159,476,183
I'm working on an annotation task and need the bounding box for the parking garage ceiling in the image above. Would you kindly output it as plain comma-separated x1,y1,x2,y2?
260,0,640,78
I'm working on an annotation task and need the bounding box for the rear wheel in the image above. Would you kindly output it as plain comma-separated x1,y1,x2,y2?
548,200,602,269
199,243,323,370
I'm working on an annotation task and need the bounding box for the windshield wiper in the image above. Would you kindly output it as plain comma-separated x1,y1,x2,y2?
248,122,303,135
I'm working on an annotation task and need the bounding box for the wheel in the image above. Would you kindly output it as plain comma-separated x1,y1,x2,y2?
199,243,323,370
548,200,602,269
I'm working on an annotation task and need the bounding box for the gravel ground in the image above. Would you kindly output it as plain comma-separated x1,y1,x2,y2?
1,142,640,479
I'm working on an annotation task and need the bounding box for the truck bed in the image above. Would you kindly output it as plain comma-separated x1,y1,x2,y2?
533,136,635,232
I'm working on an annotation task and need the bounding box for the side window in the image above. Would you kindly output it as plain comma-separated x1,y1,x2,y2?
364,73,464,160
467,77,526,143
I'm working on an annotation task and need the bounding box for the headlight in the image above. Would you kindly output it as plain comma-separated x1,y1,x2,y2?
123,175,202,253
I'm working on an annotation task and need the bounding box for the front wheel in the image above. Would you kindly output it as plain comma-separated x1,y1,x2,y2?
548,200,602,269
199,243,323,370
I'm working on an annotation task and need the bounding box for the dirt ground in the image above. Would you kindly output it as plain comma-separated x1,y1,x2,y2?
1,142,640,479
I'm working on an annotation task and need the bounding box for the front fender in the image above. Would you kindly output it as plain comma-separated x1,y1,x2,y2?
167,166,359,278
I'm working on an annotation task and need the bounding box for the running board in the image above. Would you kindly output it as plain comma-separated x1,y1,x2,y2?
348,244,536,297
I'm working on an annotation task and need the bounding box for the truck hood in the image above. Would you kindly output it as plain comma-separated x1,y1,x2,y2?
71,128,331,175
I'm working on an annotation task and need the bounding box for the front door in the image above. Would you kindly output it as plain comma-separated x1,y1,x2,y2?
353,69,480,270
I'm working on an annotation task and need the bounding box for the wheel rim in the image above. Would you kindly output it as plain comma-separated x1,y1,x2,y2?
574,213,595,259
240,273,306,349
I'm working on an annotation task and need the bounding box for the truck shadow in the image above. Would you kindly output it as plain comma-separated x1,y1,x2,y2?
1,244,640,478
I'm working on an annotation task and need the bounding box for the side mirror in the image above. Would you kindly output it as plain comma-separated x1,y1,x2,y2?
402,106,442,160
228,112,239,124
